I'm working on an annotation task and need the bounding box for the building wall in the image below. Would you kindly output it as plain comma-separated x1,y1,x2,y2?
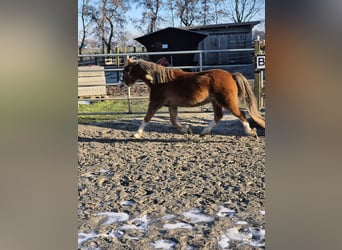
192,24,256,66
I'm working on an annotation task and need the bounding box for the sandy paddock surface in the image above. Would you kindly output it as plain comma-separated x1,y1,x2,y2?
78,111,265,249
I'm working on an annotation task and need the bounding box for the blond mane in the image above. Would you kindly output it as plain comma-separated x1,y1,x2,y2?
138,59,178,84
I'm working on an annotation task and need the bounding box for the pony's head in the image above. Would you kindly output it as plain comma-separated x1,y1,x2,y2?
122,57,154,86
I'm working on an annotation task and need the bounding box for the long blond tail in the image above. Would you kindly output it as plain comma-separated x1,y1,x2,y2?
233,72,265,128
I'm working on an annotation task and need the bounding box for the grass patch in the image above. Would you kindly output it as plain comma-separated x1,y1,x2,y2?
78,99,169,123
78,99,139,113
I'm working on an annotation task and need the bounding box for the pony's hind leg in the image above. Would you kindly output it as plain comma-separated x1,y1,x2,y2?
217,94,257,137
230,108,257,137
238,110,257,137
169,107,192,134
134,101,162,138
200,100,223,136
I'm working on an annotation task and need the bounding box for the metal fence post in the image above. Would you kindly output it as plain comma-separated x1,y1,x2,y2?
199,51,204,112
254,36,262,110
127,86,132,113
115,46,120,81
199,51,203,72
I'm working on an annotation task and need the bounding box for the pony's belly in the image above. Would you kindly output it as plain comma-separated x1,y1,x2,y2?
187,99,211,107
165,98,211,107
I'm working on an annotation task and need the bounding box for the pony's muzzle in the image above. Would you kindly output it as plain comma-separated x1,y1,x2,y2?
119,74,129,88
119,74,130,86
119,72,124,83
118,77,126,88
119,81,126,88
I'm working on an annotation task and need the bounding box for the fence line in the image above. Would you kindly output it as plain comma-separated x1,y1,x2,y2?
78,46,264,115
78,48,254,58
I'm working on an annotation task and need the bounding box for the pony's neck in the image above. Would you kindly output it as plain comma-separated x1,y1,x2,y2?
142,78,153,88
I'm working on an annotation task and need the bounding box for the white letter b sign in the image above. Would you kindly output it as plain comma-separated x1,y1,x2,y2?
256,55,265,70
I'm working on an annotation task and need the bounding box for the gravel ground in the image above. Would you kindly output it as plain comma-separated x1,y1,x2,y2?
78,112,265,250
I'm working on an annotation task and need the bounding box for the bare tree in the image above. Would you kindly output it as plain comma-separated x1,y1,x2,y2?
133,0,164,34
166,1,176,27
90,0,129,53
212,0,226,24
226,0,262,23
78,0,92,55
175,0,199,27
166,0,228,27
201,0,211,25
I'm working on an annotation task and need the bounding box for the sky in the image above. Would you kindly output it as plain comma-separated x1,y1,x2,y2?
78,0,265,40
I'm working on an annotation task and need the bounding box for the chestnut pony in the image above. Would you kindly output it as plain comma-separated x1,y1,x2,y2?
122,57,265,138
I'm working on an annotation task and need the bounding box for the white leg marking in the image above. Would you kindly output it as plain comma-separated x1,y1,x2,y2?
178,124,192,134
241,120,257,136
134,121,147,138
200,120,217,136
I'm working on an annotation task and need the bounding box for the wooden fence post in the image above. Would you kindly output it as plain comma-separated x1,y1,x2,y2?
254,36,263,110
115,46,120,82
115,46,120,66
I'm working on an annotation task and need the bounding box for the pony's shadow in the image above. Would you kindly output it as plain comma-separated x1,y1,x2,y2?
78,136,191,144
187,117,265,137
78,116,264,144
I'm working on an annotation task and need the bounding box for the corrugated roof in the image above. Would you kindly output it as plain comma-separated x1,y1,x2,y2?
135,27,207,45
187,21,260,31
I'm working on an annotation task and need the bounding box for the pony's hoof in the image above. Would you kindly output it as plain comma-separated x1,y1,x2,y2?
248,128,258,138
200,129,210,137
199,131,209,137
133,133,142,139
179,125,192,135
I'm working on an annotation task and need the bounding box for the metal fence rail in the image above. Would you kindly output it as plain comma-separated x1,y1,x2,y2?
78,46,263,115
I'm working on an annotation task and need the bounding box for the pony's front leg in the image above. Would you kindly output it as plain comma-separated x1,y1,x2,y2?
134,102,161,139
134,121,147,139
168,107,192,134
